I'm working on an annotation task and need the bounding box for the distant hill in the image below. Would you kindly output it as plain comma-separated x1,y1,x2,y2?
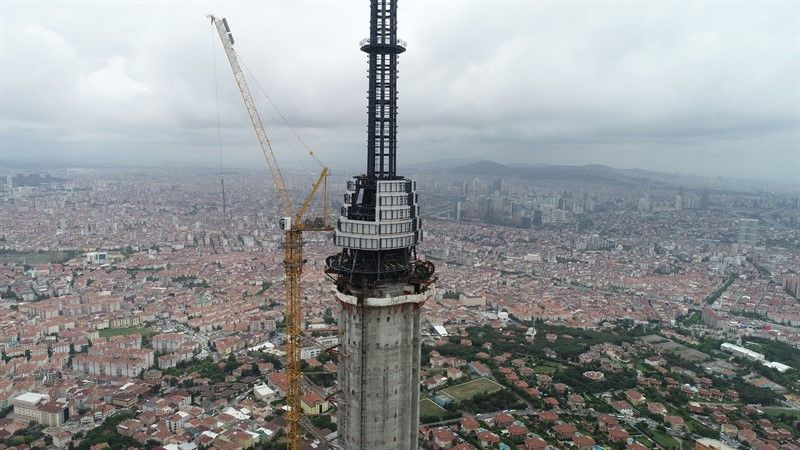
404,158,483,170
452,160,514,175
449,160,662,187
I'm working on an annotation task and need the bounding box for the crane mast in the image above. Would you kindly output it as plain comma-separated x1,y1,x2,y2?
210,15,331,450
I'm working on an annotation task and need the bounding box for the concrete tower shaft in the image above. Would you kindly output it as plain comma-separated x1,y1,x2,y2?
337,299,421,449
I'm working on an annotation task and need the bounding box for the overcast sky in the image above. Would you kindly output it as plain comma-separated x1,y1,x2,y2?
1,1,798,183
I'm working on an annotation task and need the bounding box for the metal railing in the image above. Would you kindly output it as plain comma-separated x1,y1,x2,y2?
360,37,407,48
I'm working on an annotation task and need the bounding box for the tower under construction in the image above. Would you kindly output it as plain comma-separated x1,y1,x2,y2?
325,0,435,448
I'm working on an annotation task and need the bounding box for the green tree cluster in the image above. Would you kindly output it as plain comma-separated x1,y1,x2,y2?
74,412,140,450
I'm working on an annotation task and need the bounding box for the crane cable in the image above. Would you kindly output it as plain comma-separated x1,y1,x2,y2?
244,60,308,176
236,51,325,169
211,24,229,225
236,53,315,214
212,28,223,177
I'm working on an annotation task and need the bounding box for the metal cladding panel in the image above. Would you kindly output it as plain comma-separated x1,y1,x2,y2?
333,179,419,240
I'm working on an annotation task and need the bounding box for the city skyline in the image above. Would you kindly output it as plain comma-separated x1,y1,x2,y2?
0,166,798,449
1,2,800,449
1,2,798,183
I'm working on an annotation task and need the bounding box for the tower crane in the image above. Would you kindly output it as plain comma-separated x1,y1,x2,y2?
209,15,332,450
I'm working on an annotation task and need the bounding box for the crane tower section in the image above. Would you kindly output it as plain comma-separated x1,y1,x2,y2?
325,1,435,448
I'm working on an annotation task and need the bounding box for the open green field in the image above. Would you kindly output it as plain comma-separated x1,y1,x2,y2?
419,399,447,419
441,377,504,402
641,334,669,345
99,326,156,339
764,407,800,419
649,430,680,449
0,250,81,265
643,335,710,362
631,437,655,448
533,365,557,375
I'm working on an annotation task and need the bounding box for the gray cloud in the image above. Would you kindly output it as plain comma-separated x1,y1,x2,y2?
0,1,798,182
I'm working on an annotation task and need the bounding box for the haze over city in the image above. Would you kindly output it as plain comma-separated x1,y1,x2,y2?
1,1,798,182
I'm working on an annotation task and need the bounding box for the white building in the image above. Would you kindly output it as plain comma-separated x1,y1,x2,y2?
317,335,339,347
721,343,764,361
254,384,277,402
12,392,68,426
85,251,108,264
498,311,510,326
762,361,792,373
300,346,322,360
13,392,50,423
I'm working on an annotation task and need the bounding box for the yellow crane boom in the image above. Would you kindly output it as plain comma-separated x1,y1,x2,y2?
210,15,292,218
209,15,331,450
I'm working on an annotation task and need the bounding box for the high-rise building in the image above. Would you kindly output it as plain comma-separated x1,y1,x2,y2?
700,189,710,209
784,275,800,300
675,188,685,210
737,218,759,245
325,1,436,448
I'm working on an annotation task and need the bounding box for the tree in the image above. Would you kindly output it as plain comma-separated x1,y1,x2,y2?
74,412,140,450
735,383,781,405
224,354,240,373
317,351,332,364
461,390,525,414
323,307,336,325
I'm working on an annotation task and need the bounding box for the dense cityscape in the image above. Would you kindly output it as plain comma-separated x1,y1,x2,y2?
0,166,798,449
1,0,798,447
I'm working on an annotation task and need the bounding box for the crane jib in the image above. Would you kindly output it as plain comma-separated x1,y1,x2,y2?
209,14,331,450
